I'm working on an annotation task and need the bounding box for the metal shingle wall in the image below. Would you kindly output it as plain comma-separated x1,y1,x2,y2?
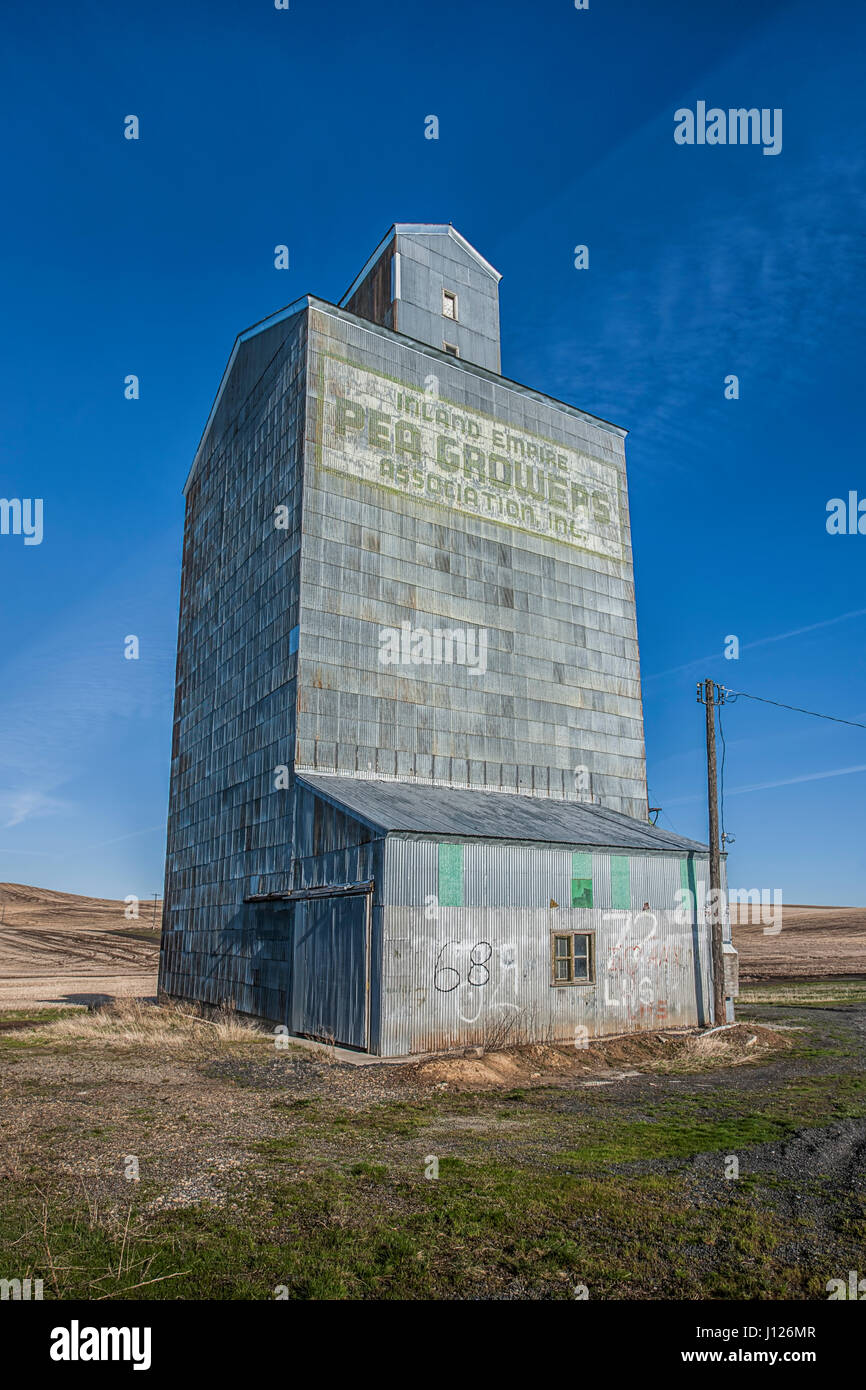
394,229,501,372
292,779,382,891
299,307,648,820
158,313,307,1016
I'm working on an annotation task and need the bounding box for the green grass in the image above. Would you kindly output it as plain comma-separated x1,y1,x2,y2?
3,996,864,1300
0,1006,84,1026
254,1137,299,1161
0,1159,808,1301
348,1161,387,1180
562,1114,796,1165
0,1007,85,1050
739,978,866,1007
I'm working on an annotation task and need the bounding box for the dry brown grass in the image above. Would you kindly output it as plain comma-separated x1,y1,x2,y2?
680,1022,790,1066
17,998,270,1050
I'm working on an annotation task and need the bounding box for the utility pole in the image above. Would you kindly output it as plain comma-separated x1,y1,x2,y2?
150,893,159,931
697,678,727,1025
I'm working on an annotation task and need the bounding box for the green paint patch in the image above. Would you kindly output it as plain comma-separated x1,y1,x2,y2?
438,843,464,907
571,853,593,908
610,856,630,910
571,878,593,909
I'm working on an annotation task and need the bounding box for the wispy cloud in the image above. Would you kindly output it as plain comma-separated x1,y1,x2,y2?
497,11,866,468
643,607,866,682
0,788,69,829
664,762,866,806
81,824,165,851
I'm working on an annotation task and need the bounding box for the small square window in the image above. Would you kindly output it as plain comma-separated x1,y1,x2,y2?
443,342,459,357
442,288,458,320
551,932,595,986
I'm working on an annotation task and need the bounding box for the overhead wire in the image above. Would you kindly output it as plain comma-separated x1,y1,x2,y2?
723,688,866,730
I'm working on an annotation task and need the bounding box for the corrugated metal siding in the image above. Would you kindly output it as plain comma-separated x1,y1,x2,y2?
371,836,715,1053
628,854,683,910
378,905,712,1055
382,836,709,910
159,901,294,1024
383,836,439,905
591,853,612,908
463,843,569,907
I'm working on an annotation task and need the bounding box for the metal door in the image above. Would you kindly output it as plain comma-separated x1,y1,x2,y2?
290,892,370,1049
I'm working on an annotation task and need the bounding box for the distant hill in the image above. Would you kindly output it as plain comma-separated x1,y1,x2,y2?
0,882,162,932
0,884,161,1010
731,903,866,982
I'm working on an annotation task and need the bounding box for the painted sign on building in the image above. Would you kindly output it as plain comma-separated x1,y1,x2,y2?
315,353,623,561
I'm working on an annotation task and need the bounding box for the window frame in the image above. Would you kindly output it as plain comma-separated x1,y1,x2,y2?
442,288,458,321
442,341,459,357
550,930,595,986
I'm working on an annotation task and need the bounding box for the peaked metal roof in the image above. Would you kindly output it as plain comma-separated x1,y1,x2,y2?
339,223,502,307
297,774,708,854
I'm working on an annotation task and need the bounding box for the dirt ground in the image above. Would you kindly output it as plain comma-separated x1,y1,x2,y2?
731,903,866,981
0,883,161,1010
0,995,863,1299
1,881,865,1299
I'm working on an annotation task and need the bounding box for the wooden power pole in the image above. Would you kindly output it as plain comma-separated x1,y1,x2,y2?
697,678,727,1025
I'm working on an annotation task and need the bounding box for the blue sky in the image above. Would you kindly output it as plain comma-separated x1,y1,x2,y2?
0,0,863,903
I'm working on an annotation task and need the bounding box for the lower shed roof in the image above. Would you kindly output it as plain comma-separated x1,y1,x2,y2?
297,775,708,855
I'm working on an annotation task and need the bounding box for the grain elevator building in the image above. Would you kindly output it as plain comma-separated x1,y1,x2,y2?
158,223,735,1052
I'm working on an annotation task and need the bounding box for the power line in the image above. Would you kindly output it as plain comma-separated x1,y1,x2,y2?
647,781,679,832
651,684,861,838
723,688,866,730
